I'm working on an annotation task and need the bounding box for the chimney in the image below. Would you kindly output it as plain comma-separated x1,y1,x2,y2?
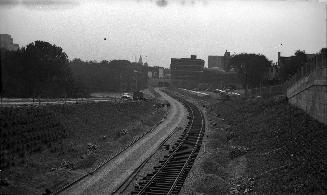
191,55,196,59
278,52,281,65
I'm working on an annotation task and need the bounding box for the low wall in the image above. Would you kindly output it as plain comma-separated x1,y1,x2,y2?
286,67,327,124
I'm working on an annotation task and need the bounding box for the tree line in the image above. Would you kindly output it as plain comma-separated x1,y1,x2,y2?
228,50,309,89
1,40,147,98
70,58,147,94
0,40,311,97
229,53,272,89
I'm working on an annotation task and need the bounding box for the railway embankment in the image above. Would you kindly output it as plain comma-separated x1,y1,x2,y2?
0,96,167,194
212,97,327,194
179,90,327,194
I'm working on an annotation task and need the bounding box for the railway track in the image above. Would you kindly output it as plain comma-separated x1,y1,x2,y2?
127,94,205,195
54,89,204,195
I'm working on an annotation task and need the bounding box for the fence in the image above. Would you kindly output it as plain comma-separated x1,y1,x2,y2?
285,49,327,90
285,49,327,124
249,49,326,99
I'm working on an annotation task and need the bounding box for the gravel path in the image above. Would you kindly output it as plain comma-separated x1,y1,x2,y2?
59,88,187,195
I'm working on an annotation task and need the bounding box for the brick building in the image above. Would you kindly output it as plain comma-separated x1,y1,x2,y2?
170,55,204,80
170,55,204,88
208,50,231,71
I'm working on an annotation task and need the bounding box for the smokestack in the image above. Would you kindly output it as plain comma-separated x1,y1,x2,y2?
191,55,196,59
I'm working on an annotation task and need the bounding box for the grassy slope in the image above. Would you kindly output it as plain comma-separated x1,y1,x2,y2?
0,99,167,194
174,88,327,194
209,97,327,194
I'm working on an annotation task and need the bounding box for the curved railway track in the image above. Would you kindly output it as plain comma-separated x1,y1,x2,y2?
128,94,205,195
54,89,204,195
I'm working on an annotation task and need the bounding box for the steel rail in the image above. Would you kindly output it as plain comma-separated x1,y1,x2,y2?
134,99,195,195
112,102,194,194
132,94,205,195
167,112,204,194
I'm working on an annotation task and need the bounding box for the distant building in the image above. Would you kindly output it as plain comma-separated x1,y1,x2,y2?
0,34,19,51
170,55,204,81
208,56,224,69
163,68,171,79
147,66,166,79
138,55,143,65
278,51,315,68
158,67,164,78
208,50,231,71
148,66,158,79
224,50,231,69
148,71,153,78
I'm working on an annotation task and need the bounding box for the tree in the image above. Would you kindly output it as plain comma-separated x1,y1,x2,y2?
229,53,271,89
1,48,23,96
2,41,73,97
279,50,306,81
69,59,148,92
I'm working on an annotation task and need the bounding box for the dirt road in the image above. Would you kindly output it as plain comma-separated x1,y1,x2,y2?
59,88,187,195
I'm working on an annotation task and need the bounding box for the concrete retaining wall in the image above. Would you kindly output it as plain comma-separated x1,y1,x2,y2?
287,67,327,124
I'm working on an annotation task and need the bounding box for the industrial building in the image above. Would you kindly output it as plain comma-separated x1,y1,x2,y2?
170,55,204,81
208,50,231,71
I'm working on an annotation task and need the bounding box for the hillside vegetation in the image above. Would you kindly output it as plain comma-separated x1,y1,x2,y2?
0,99,167,194
208,97,327,194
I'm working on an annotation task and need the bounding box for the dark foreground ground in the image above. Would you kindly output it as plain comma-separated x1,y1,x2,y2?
0,97,167,194
176,89,327,195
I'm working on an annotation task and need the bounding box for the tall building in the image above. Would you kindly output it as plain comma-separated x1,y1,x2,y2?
208,50,231,71
170,55,204,81
0,34,19,51
138,55,143,65
208,56,223,69
224,50,231,69
158,67,164,78
147,66,166,79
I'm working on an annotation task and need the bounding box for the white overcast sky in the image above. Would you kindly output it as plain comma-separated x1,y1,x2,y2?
0,0,326,68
